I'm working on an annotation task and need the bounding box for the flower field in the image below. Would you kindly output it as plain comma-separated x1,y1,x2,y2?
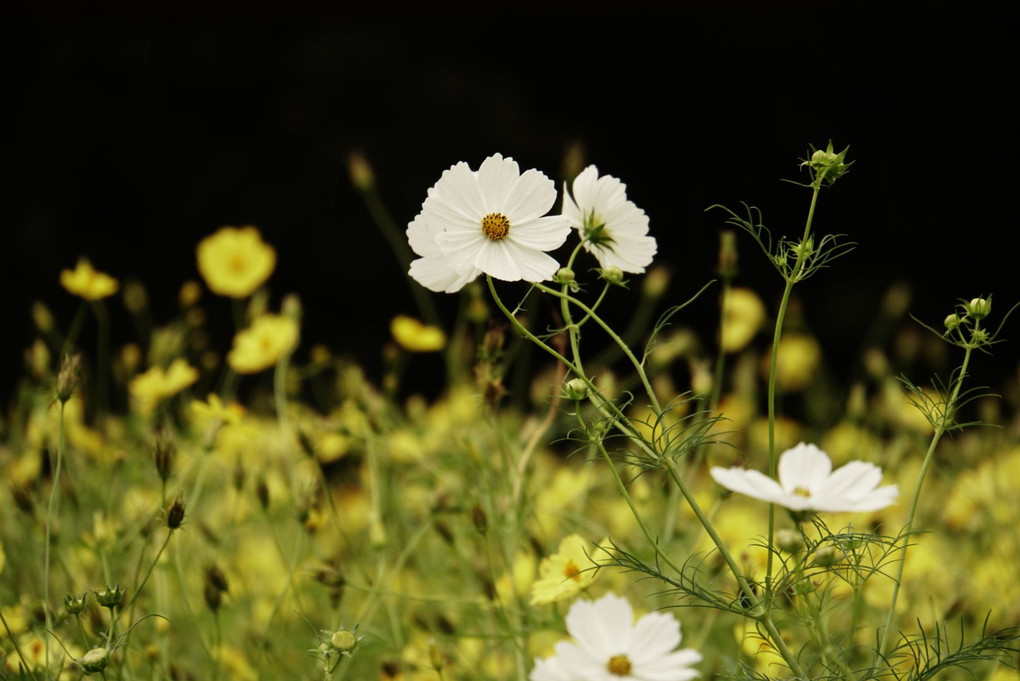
1,145,1018,681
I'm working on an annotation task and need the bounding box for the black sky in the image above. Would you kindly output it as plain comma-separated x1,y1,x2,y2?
3,6,1016,405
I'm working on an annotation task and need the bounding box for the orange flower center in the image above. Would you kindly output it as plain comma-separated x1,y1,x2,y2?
793,486,812,497
563,560,581,581
607,654,632,675
481,213,510,240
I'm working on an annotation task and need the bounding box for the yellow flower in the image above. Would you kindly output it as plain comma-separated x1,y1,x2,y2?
766,334,821,391
530,534,601,605
390,315,446,352
720,287,766,353
191,393,246,426
60,259,119,300
196,226,276,298
129,359,199,414
227,314,299,374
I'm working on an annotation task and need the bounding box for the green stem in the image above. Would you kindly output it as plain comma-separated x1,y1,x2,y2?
764,182,821,590
875,340,975,660
124,529,175,622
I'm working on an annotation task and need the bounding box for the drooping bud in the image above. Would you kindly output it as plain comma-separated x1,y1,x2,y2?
166,495,186,530
55,353,83,404
153,431,176,483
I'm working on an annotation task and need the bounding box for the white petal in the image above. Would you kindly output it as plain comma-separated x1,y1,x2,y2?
432,162,485,222
500,240,562,282
552,641,607,677
508,214,572,251
408,255,478,293
561,181,583,228
566,594,633,658
570,165,601,211
821,461,883,498
777,443,832,493
637,648,703,681
529,656,573,681
477,154,521,213
710,467,787,503
502,167,557,224
629,611,681,664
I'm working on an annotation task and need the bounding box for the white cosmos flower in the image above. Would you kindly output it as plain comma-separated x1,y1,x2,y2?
562,165,657,273
530,592,701,681
407,154,572,292
710,442,899,513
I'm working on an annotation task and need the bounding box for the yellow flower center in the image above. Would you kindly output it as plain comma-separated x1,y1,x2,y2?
563,560,581,581
793,486,812,497
481,212,510,240
607,654,632,676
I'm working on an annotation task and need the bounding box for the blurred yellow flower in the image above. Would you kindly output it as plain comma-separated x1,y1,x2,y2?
530,534,600,605
191,393,246,425
196,226,276,298
721,287,766,353
767,334,821,391
227,314,299,374
60,259,119,300
390,315,446,352
129,359,199,414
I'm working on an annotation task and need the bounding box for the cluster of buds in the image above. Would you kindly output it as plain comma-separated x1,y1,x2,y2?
801,140,851,186
943,296,998,348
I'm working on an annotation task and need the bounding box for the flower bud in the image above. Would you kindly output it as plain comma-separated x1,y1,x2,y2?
600,266,625,286
331,629,358,652
348,151,375,191
964,297,991,320
563,377,589,401
55,353,83,404
470,503,488,533
775,529,804,554
943,314,962,332
801,140,851,185
553,267,575,285
717,230,739,278
33,301,55,332
79,647,108,674
166,495,186,530
808,545,838,567
64,592,88,615
94,584,125,609
153,432,176,483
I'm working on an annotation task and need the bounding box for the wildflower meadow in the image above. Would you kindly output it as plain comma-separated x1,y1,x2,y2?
2,143,1019,681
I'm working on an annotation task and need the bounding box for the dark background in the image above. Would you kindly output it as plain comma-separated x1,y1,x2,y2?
4,5,1017,407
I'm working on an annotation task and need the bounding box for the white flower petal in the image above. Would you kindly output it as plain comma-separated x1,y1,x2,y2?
432,161,486,221
503,168,557,223
477,154,521,213
778,443,832,493
710,466,788,503
408,255,478,293
629,611,681,663
821,460,883,498
508,215,572,251
500,239,563,282
566,594,633,657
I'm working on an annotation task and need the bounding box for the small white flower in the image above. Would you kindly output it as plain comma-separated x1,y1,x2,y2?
710,442,899,513
407,154,572,292
530,592,701,681
562,165,657,273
